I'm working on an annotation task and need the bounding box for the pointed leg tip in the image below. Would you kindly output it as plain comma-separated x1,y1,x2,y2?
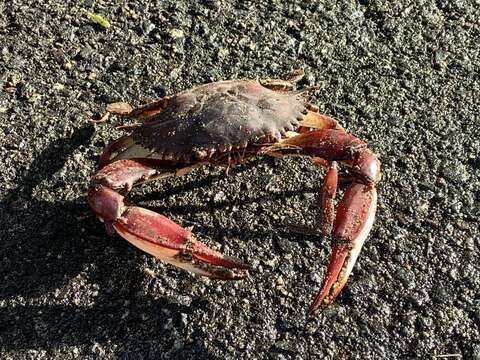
307,308,319,320
307,307,318,319
307,293,331,318
191,240,250,272
222,255,251,271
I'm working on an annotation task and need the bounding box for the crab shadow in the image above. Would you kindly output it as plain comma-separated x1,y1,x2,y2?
134,185,324,249
1,126,96,300
0,126,316,356
0,126,221,357
133,156,325,246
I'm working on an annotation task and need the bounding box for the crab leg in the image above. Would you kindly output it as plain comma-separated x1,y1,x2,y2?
318,161,338,237
280,129,380,315
98,135,134,169
309,184,377,315
88,159,249,280
298,111,344,132
107,97,170,119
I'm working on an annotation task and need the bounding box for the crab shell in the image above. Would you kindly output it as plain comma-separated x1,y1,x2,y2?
113,80,311,163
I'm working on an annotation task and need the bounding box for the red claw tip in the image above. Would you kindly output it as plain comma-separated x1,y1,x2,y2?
308,245,350,317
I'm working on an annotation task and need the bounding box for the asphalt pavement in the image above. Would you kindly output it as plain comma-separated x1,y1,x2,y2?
0,1,479,359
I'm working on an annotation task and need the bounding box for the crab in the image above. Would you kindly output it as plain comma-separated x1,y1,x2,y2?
88,71,381,316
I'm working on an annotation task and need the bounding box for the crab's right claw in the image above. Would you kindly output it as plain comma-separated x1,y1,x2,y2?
89,185,250,280
308,184,377,317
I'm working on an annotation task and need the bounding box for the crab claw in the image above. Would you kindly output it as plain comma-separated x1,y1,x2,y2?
114,206,249,279
89,185,249,280
308,183,377,316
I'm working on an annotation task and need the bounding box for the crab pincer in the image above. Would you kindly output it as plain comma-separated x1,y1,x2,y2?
279,129,381,315
111,204,250,279
88,161,249,280
89,73,381,316
308,184,378,315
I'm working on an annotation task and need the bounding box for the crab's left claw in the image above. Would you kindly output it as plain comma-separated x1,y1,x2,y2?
308,183,377,316
113,206,250,280
89,182,249,280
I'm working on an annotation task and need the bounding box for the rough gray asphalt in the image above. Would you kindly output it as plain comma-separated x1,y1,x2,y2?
1,1,479,359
